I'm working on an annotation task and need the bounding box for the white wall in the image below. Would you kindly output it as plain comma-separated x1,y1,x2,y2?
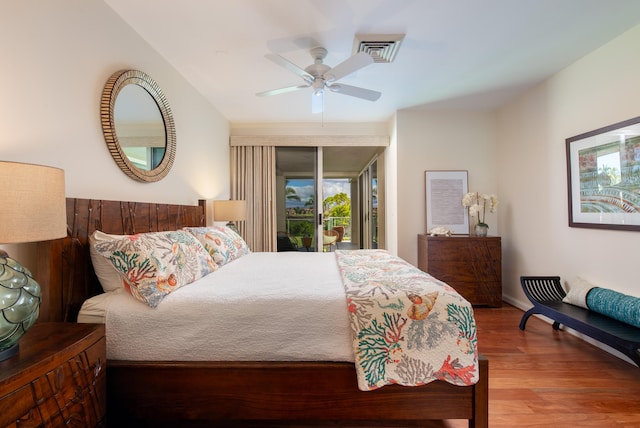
498,24,640,304
0,0,229,263
396,109,498,265
395,24,640,310
385,115,399,255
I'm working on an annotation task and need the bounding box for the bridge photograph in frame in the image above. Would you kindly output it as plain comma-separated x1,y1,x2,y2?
566,115,640,231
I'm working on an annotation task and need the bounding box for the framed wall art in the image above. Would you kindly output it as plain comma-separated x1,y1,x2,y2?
566,116,640,231
425,170,469,234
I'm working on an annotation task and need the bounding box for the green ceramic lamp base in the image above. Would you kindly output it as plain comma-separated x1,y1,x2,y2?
0,251,41,361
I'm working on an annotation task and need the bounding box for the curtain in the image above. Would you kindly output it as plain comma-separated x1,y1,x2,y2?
230,146,277,252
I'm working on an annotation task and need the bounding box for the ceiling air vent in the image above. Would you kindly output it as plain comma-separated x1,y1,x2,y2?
353,34,405,63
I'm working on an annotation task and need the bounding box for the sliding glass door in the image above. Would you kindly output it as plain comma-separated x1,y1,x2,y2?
276,145,382,252
275,147,321,251
359,159,378,249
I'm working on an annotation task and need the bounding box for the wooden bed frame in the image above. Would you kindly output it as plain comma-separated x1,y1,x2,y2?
36,198,488,427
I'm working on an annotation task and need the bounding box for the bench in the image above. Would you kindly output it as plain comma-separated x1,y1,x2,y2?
519,276,640,367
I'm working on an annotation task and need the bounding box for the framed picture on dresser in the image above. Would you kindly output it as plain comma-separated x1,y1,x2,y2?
425,170,469,234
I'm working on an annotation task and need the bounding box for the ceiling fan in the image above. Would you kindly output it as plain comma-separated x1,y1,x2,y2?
256,47,381,114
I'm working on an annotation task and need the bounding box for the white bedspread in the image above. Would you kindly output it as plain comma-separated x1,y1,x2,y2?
79,252,354,362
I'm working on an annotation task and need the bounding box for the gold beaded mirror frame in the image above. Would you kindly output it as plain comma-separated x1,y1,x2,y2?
100,69,176,182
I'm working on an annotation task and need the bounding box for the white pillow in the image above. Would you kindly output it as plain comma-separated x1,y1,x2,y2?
89,231,127,292
562,277,595,309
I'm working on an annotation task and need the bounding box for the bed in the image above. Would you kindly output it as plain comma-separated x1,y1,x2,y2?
36,197,488,427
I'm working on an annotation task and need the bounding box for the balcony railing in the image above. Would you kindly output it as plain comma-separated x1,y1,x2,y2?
285,216,351,242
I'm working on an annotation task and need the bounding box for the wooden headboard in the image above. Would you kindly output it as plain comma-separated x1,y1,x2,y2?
36,198,206,323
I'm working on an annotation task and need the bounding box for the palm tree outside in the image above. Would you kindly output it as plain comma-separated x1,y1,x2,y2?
284,178,351,248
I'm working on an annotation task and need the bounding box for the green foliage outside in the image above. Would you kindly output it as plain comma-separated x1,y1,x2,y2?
285,187,351,240
288,218,314,237
323,192,350,218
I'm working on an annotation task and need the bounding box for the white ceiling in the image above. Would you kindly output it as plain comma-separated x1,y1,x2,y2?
105,0,640,124
105,0,640,176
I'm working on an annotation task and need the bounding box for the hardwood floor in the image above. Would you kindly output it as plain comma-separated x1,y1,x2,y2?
465,304,640,428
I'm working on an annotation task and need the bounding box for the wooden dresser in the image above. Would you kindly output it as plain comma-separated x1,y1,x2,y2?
0,323,106,427
418,234,502,307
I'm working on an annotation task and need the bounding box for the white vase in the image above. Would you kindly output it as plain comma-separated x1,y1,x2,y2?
474,224,488,237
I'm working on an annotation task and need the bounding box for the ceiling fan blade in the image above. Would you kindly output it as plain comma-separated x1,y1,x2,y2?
327,83,381,101
323,52,373,82
311,90,324,114
256,84,309,97
265,53,314,83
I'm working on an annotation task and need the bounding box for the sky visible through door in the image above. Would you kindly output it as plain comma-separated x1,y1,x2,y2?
286,178,350,209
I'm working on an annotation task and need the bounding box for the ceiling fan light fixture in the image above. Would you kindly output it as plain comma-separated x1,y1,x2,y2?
312,78,325,96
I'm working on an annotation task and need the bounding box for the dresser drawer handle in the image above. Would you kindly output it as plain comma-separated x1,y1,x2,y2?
54,366,65,391
94,358,103,380
70,387,85,404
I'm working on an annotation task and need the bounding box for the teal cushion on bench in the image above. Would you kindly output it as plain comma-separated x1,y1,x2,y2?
586,287,640,329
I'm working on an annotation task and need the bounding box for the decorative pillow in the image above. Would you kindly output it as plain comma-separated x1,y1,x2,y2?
93,230,217,308
562,277,595,309
184,226,250,267
89,231,128,292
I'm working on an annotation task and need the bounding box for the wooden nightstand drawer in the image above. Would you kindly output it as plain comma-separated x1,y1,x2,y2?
0,323,106,428
0,384,39,426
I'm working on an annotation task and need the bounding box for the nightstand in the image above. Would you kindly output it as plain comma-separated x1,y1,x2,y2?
0,323,106,427
418,234,502,307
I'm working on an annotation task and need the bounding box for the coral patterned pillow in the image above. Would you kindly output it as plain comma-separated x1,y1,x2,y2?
90,230,135,292
93,230,217,308
184,226,250,267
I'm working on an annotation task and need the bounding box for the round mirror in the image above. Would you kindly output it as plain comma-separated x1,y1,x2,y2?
100,70,176,182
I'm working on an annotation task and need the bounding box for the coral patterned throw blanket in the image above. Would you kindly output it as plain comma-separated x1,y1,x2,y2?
335,250,479,391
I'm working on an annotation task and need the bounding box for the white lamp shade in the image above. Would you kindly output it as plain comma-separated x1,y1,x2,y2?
213,200,247,222
0,161,67,243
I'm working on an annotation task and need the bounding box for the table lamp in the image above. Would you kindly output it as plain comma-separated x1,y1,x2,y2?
0,161,66,361
213,200,247,235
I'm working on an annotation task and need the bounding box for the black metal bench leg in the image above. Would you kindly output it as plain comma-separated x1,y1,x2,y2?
520,308,563,331
519,308,537,330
